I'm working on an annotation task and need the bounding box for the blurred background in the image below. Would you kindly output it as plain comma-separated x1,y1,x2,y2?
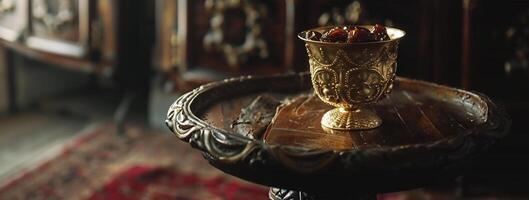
0,0,527,199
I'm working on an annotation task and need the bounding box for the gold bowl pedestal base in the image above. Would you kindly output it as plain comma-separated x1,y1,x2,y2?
321,108,382,130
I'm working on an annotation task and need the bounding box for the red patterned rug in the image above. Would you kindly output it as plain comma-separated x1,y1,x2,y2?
0,124,268,200
0,123,523,200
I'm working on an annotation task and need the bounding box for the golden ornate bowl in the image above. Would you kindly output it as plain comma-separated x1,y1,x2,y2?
298,25,405,130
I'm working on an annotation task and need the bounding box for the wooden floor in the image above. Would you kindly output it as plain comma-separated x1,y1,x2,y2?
0,112,90,181
0,88,127,182
0,81,171,183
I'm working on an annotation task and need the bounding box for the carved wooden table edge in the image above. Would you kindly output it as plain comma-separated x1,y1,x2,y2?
165,72,511,199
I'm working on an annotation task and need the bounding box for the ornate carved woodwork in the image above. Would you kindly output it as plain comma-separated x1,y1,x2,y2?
269,188,316,200
202,0,270,68
191,0,284,73
158,0,288,81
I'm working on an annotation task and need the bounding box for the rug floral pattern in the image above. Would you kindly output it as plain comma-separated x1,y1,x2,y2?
0,124,268,200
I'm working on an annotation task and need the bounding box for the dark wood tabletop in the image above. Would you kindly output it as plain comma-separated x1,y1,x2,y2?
201,75,491,151
166,73,510,199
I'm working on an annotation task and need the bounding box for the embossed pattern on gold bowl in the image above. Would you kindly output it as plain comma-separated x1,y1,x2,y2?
299,25,405,130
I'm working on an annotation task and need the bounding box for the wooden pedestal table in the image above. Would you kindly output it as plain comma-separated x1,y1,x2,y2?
165,73,510,200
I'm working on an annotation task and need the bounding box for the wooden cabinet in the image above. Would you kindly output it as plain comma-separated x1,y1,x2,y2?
465,0,529,103
464,0,529,132
156,0,463,89
461,0,529,192
157,0,292,78
189,0,289,74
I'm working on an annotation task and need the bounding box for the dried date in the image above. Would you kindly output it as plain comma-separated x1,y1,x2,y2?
321,27,348,43
309,25,391,43
347,26,373,43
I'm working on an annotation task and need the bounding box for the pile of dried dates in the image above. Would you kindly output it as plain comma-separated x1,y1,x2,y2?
304,24,390,43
